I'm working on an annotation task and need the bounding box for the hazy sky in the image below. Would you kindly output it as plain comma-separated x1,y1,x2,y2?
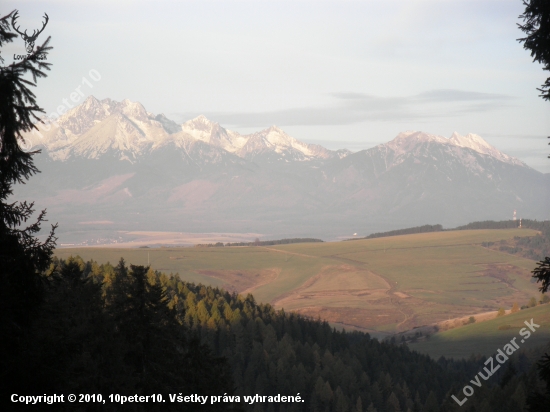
3,0,550,171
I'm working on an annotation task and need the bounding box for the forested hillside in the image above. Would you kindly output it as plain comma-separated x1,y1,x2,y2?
457,220,550,261
10,255,542,411
5,258,237,412
359,220,550,262
360,225,444,240
196,238,324,247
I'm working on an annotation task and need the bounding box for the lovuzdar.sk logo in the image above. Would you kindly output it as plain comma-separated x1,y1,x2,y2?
11,10,49,60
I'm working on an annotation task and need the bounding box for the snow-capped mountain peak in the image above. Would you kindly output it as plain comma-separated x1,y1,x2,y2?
193,114,212,125
449,131,492,151
58,96,110,135
238,125,333,160
385,131,448,156
381,130,523,167
180,115,247,153
448,132,523,166
181,115,219,137
119,99,149,121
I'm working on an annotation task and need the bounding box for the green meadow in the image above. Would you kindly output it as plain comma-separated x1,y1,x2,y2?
408,304,550,359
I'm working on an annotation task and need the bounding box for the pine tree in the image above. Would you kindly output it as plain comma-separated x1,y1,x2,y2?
26,258,128,396
366,403,378,412
518,0,550,101
386,391,401,412
355,396,363,412
532,257,550,293
0,10,56,397
527,353,550,411
106,263,182,392
334,386,349,412
423,391,439,412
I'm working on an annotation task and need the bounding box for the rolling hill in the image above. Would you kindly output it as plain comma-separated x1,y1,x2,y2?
54,228,544,334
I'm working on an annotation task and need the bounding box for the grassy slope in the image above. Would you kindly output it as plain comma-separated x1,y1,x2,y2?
409,304,550,359
55,229,542,332
261,230,541,328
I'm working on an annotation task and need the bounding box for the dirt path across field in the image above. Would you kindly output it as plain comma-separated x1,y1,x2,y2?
260,246,318,259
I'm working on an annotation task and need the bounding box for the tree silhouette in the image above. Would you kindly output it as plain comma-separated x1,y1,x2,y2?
532,257,550,293
0,10,56,397
518,0,550,101
518,3,550,410
528,256,550,411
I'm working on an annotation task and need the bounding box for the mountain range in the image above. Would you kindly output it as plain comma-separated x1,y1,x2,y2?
25,96,344,163
16,96,549,243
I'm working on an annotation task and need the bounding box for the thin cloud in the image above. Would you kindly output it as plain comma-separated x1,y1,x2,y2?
415,89,513,102
453,101,513,114
174,89,516,128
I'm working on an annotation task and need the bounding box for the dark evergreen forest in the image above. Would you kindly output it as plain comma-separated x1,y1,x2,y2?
3,255,544,411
